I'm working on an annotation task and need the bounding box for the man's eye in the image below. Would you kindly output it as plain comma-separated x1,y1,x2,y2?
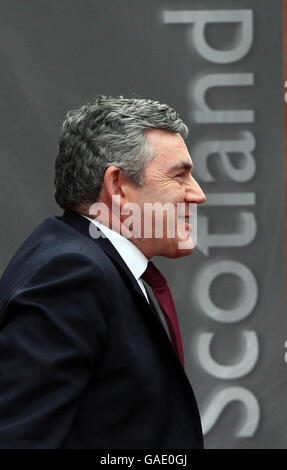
176,173,185,177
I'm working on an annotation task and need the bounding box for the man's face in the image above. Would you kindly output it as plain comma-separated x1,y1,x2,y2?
124,129,206,258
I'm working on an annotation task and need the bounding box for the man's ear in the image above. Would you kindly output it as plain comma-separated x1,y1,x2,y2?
101,166,135,206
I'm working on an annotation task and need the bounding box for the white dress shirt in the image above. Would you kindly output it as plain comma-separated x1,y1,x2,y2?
81,215,149,301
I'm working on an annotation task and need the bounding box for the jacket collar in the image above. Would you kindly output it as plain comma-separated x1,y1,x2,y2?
61,210,192,382
61,210,152,303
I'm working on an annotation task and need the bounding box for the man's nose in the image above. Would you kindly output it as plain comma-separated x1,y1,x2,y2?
186,176,206,204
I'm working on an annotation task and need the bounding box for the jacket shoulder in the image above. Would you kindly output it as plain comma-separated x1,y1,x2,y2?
0,215,113,309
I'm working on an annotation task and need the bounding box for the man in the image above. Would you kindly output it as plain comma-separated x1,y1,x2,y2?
0,96,206,449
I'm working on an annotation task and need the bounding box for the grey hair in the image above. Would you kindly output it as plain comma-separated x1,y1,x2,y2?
54,95,189,210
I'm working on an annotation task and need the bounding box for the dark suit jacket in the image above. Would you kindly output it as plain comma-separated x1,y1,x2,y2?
0,210,203,449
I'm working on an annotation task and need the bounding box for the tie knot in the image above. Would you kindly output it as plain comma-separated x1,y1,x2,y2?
141,261,167,289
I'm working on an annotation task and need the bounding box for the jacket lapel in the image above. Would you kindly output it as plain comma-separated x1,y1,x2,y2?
61,210,195,393
61,210,147,300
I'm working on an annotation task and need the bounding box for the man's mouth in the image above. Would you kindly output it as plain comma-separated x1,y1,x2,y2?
177,216,192,231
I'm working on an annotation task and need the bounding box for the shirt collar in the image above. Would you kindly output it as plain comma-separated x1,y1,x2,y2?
81,215,148,280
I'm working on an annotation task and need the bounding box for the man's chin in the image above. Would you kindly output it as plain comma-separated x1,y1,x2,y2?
157,236,194,259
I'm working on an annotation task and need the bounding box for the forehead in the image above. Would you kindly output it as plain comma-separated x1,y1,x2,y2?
145,129,192,171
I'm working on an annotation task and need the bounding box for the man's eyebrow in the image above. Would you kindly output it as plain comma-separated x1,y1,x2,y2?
169,161,193,172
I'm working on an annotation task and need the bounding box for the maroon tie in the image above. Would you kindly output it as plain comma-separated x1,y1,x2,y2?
142,261,185,368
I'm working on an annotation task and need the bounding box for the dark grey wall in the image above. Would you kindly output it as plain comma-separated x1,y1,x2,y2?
0,0,286,448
